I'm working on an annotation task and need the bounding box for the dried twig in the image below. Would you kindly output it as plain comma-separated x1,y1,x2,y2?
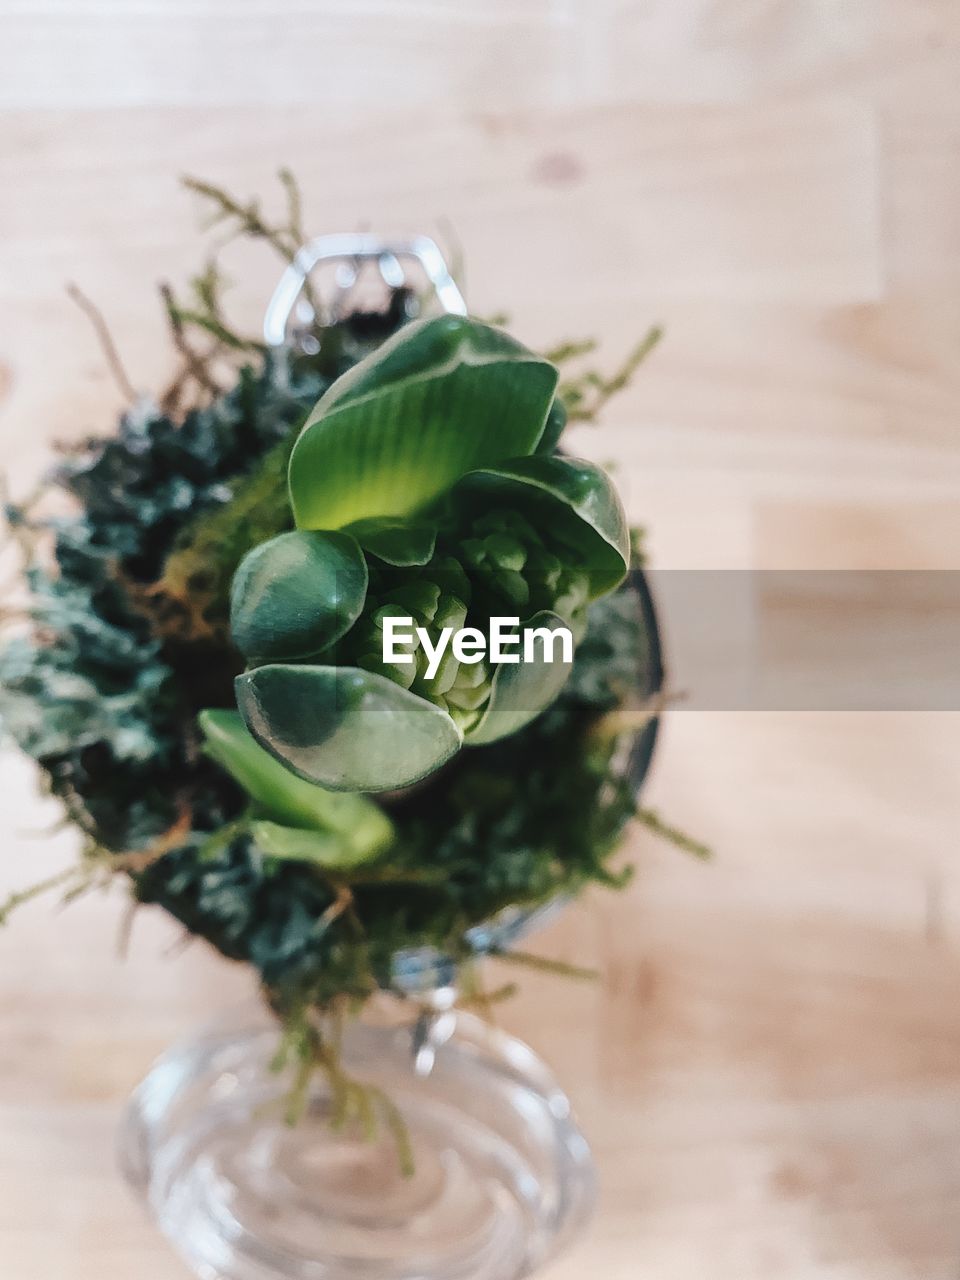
560,325,663,422
278,166,307,249
116,897,140,960
107,802,193,874
183,171,322,315
0,865,88,927
183,175,298,261
318,883,355,933
635,808,711,859
492,949,599,981
158,282,223,411
66,283,138,403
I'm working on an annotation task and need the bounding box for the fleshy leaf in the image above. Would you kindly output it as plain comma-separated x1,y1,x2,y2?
236,664,463,792
344,517,438,566
198,709,394,850
250,819,391,869
465,610,574,745
453,454,630,597
289,316,559,530
535,398,568,454
230,529,367,663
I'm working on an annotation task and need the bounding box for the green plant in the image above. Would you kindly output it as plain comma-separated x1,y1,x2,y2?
0,173,699,1163
228,315,631,793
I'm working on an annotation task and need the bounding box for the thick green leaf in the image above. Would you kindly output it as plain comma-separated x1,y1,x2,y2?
288,316,558,530
453,454,630,597
198,709,394,850
251,819,391,869
344,516,438,566
236,663,463,792
230,529,367,663
465,610,574,745
314,313,550,418
535,397,568,454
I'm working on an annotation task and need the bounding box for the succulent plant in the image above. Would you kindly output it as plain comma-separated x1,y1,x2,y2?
226,315,631,792
0,174,690,1143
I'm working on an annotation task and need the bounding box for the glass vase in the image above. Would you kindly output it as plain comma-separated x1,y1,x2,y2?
120,1000,596,1280
120,568,662,1280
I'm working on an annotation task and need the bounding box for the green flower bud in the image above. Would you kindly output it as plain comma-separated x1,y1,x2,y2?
433,593,468,633
385,580,440,625
445,673,491,711
344,502,594,723
226,317,631,794
481,532,528,572
429,555,472,605
356,650,417,690
526,546,563,594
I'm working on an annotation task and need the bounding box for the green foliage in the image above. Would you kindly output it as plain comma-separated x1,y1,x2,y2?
451,453,631,599
231,318,630,790
0,320,407,854
341,503,593,723
289,316,557,530
0,348,657,1014
465,610,573,746
230,530,368,663
235,662,465,793
548,326,663,423
135,583,655,1007
0,171,670,1023
198,709,394,868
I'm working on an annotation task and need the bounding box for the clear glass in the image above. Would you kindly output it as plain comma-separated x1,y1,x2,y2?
120,1002,596,1280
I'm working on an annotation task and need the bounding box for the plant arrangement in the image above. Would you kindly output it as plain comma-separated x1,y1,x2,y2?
0,175,701,1154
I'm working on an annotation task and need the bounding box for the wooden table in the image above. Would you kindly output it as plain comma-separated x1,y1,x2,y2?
2,4,960,1277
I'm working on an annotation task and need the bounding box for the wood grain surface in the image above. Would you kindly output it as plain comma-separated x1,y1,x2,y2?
2,4,960,1278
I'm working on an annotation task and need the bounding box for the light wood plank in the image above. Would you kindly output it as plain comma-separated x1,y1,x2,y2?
3,3,960,1277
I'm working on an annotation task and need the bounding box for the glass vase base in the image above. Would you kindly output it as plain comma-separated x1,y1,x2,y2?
120,1009,596,1280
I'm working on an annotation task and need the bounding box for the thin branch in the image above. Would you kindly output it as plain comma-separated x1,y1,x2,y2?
66,283,138,403
317,884,355,934
107,801,193,874
116,896,141,960
182,175,298,263
168,306,264,353
0,865,87,927
158,282,223,407
543,337,598,365
276,167,319,314
561,324,664,422
491,949,599,982
184,258,264,353
278,167,306,249
635,807,711,860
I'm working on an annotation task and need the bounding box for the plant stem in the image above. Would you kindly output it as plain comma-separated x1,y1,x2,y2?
636,807,711,859
66,283,138,403
492,949,599,982
0,866,88,926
